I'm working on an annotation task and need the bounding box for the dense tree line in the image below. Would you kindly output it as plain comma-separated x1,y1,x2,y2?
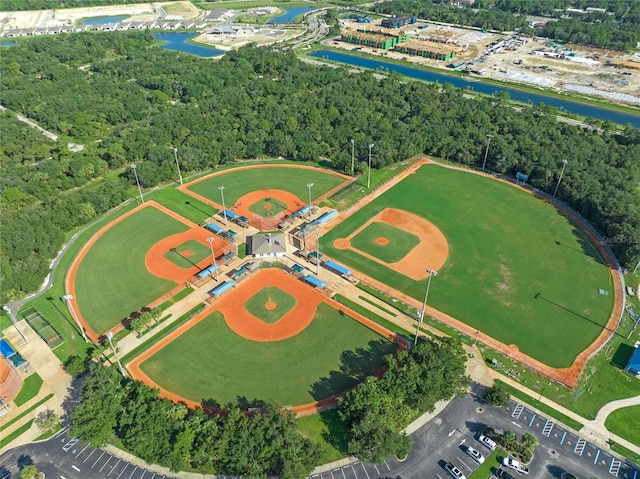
1,33,639,302
0,0,147,11
339,338,470,463
375,0,640,50
69,338,468,474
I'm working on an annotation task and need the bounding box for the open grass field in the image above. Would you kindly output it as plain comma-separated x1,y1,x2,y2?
350,222,420,263
164,240,210,269
187,165,346,205
248,197,289,217
605,405,640,446
138,303,398,407
147,187,217,224
244,286,297,323
74,207,186,335
321,164,614,368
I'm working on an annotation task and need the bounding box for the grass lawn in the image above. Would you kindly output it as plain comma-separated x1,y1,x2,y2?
321,164,614,368
164,240,210,269
187,165,345,205
243,286,297,324
297,409,349,464
139,303,398,407
75,206,186,334
469,449,502,478
350,221,420,263
13,373,43,407
147,185,217,224
605,405,640,446
248,197,289,218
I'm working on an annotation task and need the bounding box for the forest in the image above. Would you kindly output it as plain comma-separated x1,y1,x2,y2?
375,0,640,50
0,32,639,303
68,338,469,476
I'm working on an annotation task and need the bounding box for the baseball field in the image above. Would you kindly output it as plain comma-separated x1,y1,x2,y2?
321,163,615,368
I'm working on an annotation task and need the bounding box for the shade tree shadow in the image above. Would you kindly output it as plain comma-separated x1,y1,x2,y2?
546,464,565,478
16,454,34,469
310,370,353,401
60,374,85,427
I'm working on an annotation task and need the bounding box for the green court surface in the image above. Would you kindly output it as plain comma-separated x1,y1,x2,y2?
243,286,297,324
187,165,346,205
163,240,210,269
350,222,420,263
248,198,288,218
321,164,614,368
75,207,186,335
139,303,398,406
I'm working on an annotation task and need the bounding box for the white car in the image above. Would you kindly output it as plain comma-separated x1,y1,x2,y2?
465,446,485,464
445,462,466,479
478,434,497,450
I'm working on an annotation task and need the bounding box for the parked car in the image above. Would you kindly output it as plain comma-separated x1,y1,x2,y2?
496,468,516,479
478,434,497,450
503,456,530,475
465,446,485,464
445,462,466,479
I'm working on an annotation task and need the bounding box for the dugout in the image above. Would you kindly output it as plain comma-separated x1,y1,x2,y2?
208,281,235,297
324,260,351,277
197,264,220,279
205,222,224,234
303,275,326,289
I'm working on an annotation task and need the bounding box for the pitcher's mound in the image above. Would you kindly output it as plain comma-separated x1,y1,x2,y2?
375,237,389,246
265,300,277,311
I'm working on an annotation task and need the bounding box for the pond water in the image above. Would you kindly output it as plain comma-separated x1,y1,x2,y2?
0,41,16,46
309,49,640,127
154,32,224,58
268,7,316,24
81,15,129,25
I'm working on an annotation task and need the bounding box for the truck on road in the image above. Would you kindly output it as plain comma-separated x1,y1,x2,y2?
502,457,530,475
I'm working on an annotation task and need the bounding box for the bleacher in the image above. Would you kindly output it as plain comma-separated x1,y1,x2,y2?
197,264,220,279
323,260,351,276
208,281,235,297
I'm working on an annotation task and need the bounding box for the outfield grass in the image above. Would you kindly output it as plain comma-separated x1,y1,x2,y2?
188,165,345,205
147,185,217,224
75,207,186,334
13,373,43,407
350,221,420,263
605,405,640,447
164,240,210,269
321,164,614,368
139,303,398,407
243,286,297,324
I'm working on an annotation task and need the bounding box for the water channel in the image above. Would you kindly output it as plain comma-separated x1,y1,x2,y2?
154,32,224,57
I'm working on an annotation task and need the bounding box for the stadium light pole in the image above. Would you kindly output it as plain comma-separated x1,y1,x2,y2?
367,143,374,189
414,268,438,346
350,139,355,176
131,164,144,204
314,232,321,275
307,183,314,222
633,258,640,275
173,147,183,185
219,185,228,227
206,237,219,282
2,305,28,345
106,332,126,378
553,159,568,198
62,294,88,343
482,134,493,172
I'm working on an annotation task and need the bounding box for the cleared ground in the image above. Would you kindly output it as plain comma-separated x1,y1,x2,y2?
321,164,614,368
138,303,398,406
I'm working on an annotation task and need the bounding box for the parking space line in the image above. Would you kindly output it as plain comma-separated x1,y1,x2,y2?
529,414,536,427
383,459,390,471
127,466,137,478
116,464,129,479
512,404,524,419
560,432,566,445
341,467,347,479
140,471,146,479
359,462,371,479
609,459,621,477
594,450,600,464
457,456,473,472
82,448,95,462
330,468,335,479
108,458,121,475
542,419,554,437
373,464,380,475
632,468,637,479
92,450,106,467
99,454,112,472
350,464,358,479
76,443,91,458
54,427,68,439
574,438,586,456
149,473,156,479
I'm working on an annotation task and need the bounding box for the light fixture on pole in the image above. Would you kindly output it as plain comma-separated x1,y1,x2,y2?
553,159,568,198
62,294,88,343
350,139,355,176
367,143,374,189
173,147,183,185
219,185,228,227
306,183,314,222
106,332,126,377
632,257,640,275
482,134,493,172
314,232,321,275
414,268,438,346
206,237,219,282
131,164,144,204
2,305,28,344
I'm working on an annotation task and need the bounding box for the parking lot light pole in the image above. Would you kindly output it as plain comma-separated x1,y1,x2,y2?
173,147,183,185
414,268,438,346
131,164,144,204
350,139,355,176
553,159,568,198
206,237,219,282
367,143,374,189
62,294,88,343
307,183,314,221
106,332,126,377
219,185,228,227
482,134,493,172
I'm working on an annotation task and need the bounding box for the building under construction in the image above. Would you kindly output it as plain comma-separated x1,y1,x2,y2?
341,29,410,50
394,40,464,61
